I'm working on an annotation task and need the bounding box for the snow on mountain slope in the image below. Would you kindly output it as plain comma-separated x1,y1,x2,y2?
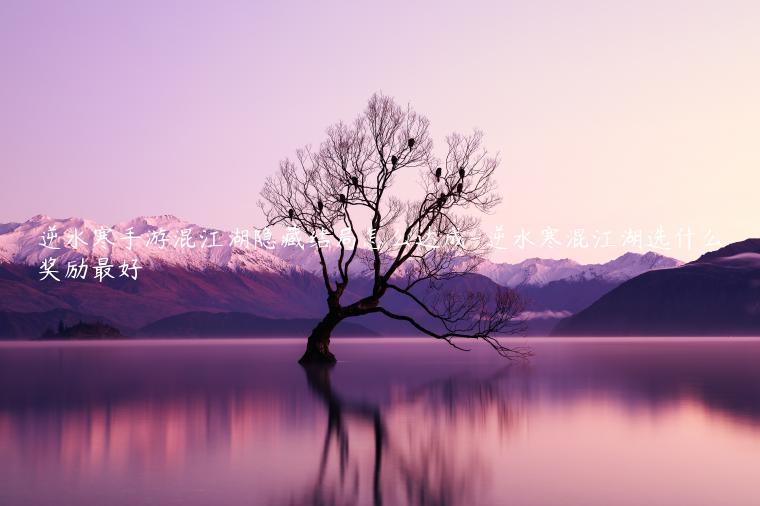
0,223,21,235
0,214,298,274
474,252,681,287
571,251,681,282
272,238,682,287
274,246,343,274
0,215,682,285
273,245,390,278
475,257,582,287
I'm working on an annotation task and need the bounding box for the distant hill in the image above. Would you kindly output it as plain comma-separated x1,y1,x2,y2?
0,309,123,339
553,239,760,336
42,320,123,339
138,311,378,337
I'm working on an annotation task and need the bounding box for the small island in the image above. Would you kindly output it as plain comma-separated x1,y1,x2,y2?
41,320,123,340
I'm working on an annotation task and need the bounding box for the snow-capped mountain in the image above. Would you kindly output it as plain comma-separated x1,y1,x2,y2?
474,257,583,287
0,214,684,338
474,252,681,288
0,215,512,338
273,242,681,287
0,215,340,335
0,214,681,299
0,214,297,274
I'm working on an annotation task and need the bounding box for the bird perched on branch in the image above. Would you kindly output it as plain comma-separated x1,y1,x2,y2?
408,138,415,150
339,194,346,204
391,155,398,167
459,167,465,179
317,200,323,212
351,176,359,188
288,208,294,219
435,167,442,181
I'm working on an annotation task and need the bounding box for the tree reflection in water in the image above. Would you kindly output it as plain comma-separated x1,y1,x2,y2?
287,364,521,506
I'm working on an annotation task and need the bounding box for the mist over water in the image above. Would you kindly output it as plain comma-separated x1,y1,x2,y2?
1,338,759,506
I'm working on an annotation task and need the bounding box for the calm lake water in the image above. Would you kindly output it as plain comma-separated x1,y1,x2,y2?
1,337,760,506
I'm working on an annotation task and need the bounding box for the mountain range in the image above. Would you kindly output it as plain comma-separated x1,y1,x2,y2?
0,214,682,338
553,239,760,336
275,245,680,289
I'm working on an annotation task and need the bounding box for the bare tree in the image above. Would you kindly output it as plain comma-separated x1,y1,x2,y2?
259,93,525,363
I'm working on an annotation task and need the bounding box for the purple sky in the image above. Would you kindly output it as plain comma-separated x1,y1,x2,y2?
2,1,759,262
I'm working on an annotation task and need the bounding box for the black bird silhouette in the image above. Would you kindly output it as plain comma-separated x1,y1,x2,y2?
457,182,463,194
339,194,346,204
391,155,398,166
459,167,465,179
317,200,323,212
435,167,442,181
408,138,415,149
288,208,294,219
351,176,359,188
439,192,447,204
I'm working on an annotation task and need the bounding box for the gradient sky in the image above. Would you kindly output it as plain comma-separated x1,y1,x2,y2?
1,0,758,262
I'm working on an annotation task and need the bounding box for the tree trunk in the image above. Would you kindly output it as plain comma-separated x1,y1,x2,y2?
299,312,341,364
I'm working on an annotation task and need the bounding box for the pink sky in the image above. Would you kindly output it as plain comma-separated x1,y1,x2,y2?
1,0,758,262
